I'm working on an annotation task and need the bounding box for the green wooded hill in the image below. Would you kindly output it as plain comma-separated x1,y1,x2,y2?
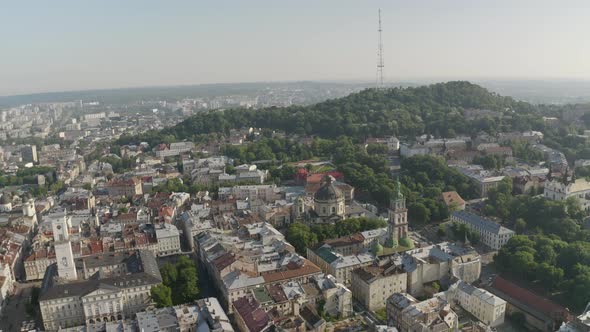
117,81,547,146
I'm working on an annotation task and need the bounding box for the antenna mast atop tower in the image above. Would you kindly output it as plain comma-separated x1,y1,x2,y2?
377,9,384,88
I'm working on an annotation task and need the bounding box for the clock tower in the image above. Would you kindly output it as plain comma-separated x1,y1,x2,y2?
52,214,77,280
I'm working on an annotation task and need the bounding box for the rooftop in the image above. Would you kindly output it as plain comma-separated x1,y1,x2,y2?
452,211,515,235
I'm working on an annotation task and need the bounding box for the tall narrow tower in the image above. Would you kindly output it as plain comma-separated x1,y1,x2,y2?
377,9,385,88
52,214,78,280
388,179,408,245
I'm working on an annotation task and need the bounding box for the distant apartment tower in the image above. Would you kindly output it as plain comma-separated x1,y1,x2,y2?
83,112,106,121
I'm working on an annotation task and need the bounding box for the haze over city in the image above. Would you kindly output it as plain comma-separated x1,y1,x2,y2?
2,0,590,96
3,2,590,332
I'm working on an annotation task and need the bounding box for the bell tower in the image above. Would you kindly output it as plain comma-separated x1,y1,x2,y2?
388,179,408,244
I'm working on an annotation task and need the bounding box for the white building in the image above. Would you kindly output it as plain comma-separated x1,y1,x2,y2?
350,260,407,311
400,143,431,158
313,274,353,318
450,211,515,250
217,184,281,202
136,299,234,332
155,142,193,158
39,250,162,331
83,112,106,121
445,280,506,327
387,137,400,151
402,242,481,296
544,178,590,211
155,223,181,256
388,293,458,332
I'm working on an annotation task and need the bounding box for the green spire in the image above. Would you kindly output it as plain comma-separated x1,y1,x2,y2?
395,176,403,199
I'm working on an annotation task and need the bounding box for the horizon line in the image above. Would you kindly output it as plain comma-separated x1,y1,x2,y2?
2,76,590,100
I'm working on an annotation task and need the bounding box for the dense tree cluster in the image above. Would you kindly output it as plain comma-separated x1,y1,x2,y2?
151,256,199,307
0,166,55,188
495,235,590,311
222,136,313,164
508,141,544,163
100,156,137,174
400,155,477,223
448,222,481,244
116,82,543,147
286,218,387,255
472,154,506,170
483,180,587,242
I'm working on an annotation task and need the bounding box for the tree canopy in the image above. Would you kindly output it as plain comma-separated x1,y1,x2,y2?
152,256,199,307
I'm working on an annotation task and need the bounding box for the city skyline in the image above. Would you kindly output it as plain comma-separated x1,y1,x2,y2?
2,0,590,96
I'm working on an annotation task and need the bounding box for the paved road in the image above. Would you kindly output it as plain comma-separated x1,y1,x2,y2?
0,282,41,332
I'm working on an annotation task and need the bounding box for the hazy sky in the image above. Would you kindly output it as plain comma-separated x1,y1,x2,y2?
1,0,590,96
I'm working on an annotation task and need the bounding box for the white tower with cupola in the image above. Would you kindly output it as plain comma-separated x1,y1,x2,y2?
52,214,77,280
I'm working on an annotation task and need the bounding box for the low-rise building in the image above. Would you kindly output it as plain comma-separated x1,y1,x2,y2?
450,211,515,250
402,242,481,296
350,259,407,311
387,293,458,332
441,191,466,211
313,274,353,318
232,296,274,332
446,280,506,327
307,246,373,286
135,298,234,332
155,223,181,256
106,177,143,197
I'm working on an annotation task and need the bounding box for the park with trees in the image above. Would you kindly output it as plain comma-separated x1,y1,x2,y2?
151,256,199,308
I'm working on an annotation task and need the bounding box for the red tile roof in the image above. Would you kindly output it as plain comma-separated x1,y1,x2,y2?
491,276,571,321
263,261,321,283
441,191,465,207
233,296,272,332
212,252,236,271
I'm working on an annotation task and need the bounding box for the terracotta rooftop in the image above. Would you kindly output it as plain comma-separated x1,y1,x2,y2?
266,284,288,303
212,252,236,271
233,296,272,332
491,276,571,322
263,260,321,283
322,233,365,248
441,191,465,207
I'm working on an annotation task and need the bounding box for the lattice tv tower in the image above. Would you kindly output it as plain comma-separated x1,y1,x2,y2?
377,9,385,88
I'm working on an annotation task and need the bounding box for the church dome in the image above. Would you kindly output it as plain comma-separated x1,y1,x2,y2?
399,237,414,249
372,242,384,256
314,175,344,202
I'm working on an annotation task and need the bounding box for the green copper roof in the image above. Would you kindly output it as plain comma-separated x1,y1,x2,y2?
315,247,339,264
